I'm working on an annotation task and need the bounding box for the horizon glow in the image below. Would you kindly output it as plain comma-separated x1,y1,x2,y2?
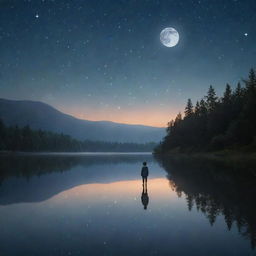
0,0,255,127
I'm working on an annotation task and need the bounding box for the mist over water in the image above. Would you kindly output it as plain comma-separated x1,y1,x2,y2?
0,153,255,256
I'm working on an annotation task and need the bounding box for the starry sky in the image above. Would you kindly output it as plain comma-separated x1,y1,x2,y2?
0,0,255,127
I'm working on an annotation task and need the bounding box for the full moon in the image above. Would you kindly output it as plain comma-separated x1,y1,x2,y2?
160,27,179,47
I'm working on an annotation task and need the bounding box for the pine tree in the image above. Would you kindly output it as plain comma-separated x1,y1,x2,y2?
166,120,174,133
206,85,218,112
246,68,256,90
194,101,200,116
223,83,232,104
242,68,256,134
184,98,194,117
235,82,243,98
199,99,207,116
174,112,182,126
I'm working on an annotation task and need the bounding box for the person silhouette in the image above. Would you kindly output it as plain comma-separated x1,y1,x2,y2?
141,161,149,186
141,180,149,210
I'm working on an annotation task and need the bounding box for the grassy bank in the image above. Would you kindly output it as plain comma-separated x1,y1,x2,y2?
154,150,256,173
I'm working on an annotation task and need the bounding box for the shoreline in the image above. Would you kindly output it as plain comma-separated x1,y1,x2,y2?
154,151,256,175
154,150,256,161
0,151,153,156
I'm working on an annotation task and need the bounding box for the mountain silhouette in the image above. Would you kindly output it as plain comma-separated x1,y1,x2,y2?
0,98,164,143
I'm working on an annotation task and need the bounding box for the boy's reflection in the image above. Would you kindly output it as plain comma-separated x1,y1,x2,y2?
141,182,149,210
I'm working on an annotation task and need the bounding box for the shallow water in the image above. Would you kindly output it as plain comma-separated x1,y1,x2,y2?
0,153,255,256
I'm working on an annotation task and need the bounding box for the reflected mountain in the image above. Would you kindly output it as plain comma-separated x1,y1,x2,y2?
156,155,256,249
0,154,159,205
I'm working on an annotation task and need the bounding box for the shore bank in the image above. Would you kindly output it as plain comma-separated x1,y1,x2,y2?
154,150,256,173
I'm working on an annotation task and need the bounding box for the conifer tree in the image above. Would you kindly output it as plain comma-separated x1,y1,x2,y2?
235,82,243,98
206,85,218,112
184,98,194,117
199,99,207,116
174,112,182,126
247,68,256,90
223,84,232,104
194,101,200,116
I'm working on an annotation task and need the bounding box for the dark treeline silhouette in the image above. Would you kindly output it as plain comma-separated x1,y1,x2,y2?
156,155,256,249
0,120,155,152
155,68,256,153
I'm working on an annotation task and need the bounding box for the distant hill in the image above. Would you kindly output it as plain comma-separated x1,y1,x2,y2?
0,98,165,143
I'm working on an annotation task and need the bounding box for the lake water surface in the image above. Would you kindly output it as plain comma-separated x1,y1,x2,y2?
0,153,255,256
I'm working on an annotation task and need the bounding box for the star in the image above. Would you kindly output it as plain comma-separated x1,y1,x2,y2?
244,33,248,37
35,14,39,18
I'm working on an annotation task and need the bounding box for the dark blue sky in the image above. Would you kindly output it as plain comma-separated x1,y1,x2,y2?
0,0,255,126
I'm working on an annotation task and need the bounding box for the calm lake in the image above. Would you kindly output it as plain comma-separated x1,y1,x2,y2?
0,153,255,256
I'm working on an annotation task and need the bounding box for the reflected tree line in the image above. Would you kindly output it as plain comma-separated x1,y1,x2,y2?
156,155,256,249
2,153,256,249
0,154,153,185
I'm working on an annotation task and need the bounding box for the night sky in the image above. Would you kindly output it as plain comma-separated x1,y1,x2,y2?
0,0,255,127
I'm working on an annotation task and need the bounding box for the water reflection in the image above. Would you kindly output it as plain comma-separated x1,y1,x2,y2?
141,180,149,210
0,153,154,183
0,153,255,255
0,177,181,256
0,154,161,205
156,155,256,249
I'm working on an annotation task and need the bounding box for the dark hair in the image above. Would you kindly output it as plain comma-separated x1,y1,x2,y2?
143,162,147,166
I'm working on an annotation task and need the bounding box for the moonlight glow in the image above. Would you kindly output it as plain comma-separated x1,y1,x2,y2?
160,27,179,47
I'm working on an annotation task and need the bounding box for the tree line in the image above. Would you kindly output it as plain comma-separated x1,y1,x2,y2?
0,120,155,152
155,68,256,153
